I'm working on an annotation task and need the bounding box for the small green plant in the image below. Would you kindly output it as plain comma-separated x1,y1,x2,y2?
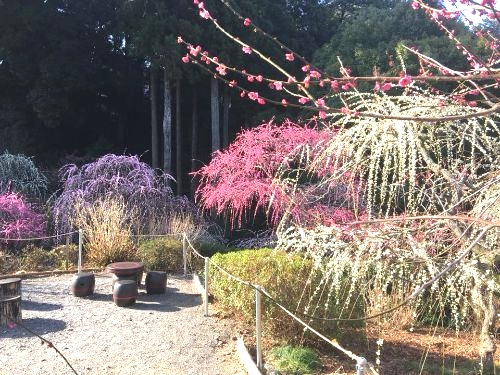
138,237,183,272
269,345,320,375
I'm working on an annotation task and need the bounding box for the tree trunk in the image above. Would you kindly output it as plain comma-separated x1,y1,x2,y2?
150,67,159,169
175,79,182,195
162,70,172,175
191,90,198,198
0,278,22,327
210,77,220,152
471,279,497,373
222,86,231,149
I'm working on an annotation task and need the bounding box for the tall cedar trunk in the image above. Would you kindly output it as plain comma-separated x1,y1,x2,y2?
150,67,159,169
175,79,182,195
210,77,220,152
222,86,230,148
191,91,198,198
162,70,172,175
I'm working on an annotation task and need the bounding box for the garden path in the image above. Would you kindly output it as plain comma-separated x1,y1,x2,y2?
0,273,246,375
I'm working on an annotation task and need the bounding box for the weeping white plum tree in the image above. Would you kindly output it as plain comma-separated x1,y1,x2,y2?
184,0,499,370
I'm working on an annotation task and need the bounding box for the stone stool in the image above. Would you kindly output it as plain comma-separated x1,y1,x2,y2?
113,279,138,307
71,272,95,297
145,271,167,295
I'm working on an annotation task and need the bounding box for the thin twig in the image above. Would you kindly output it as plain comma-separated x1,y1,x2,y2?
2,315,79,375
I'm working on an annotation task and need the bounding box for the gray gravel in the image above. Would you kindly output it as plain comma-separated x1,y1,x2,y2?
0,273,246,375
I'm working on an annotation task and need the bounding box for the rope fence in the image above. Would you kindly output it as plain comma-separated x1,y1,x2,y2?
1,229,377,374
0,230,79,242
182,233,378,375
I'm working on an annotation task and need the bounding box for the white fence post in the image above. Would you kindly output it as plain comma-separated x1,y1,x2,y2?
356,357,367,375
255,285,263,370
204,257,209,317
78,229,83,274
182,234,187,277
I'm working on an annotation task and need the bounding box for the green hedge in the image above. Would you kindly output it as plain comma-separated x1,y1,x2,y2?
209,248,352,342
138,238,184,272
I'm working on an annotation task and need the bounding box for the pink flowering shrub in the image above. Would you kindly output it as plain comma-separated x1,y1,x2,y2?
194,119,364,228
0,193,46,253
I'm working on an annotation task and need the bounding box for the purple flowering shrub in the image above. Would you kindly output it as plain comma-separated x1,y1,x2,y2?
53,154,193,234
0,193,46,253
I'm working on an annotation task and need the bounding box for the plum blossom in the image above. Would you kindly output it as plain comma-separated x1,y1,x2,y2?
301,65,310,72
182,54,190,63
281,99,288,106
216,65,227,75
243,18,251,26
189,45,202,56
200,9,210,19
273,81,283,90
309,70,321,79
256,75,263,82
316,98,326,107
381,82,392,91
285,53,294,61
298,97,309,104
398,75,413,87
242,45,252,54
331,80,339,92
248,91,259,100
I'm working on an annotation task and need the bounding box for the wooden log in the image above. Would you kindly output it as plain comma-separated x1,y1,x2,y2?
0,278,21,299
0,278,22,327
0,296,22,326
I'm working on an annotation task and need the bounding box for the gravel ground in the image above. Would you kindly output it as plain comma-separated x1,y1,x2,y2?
0,273,247,375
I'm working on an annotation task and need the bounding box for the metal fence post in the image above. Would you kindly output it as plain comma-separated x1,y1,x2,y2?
78,229,83,274
255,285,263,370
182,234,187,277
204,257,209,317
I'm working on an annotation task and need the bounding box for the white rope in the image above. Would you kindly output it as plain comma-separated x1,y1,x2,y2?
182,233,378,373
0,230,79,242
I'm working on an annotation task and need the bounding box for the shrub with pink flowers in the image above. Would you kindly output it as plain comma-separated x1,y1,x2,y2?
194,118,364,228
0,193,46,253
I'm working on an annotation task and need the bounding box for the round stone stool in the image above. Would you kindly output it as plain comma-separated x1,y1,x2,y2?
145,271,167,295
71,273,95,297
113,280,138,307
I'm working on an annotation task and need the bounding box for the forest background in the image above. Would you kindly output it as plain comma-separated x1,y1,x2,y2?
2,0,493,197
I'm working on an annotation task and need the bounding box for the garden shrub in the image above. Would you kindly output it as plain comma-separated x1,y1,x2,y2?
0,193,46,254
53,154,193,235
20,245,59,271
16,244,79,272
76,197,137,267
52,243,79,270
209,248,358,342
0,151,47,200
138,237,184,272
